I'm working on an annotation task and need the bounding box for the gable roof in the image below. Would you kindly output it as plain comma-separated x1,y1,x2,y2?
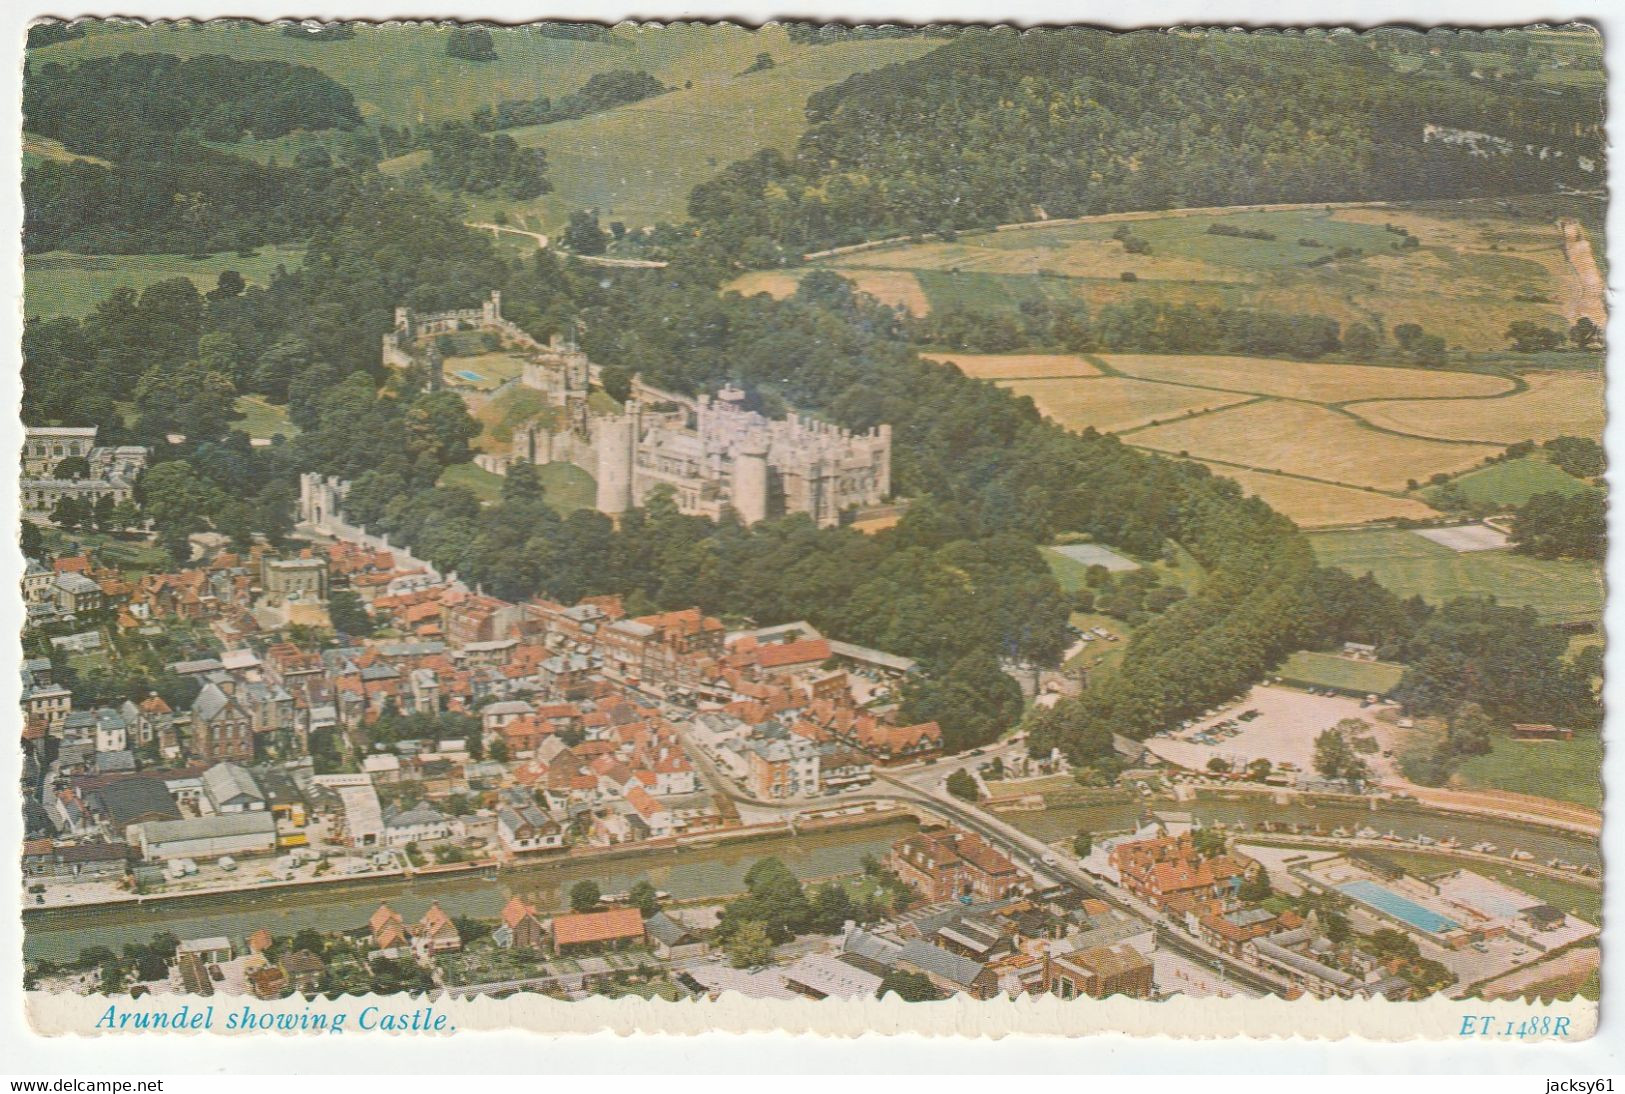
551,907,645,947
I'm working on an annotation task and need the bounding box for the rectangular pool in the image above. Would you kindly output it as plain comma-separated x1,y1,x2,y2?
1338,880,1461,935
456,369,485,382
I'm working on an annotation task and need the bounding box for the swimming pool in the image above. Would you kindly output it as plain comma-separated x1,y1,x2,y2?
456,369,484,382
1338,880,1461,935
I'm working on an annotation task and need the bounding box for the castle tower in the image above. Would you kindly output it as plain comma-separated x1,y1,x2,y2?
595,406,637,516
732,438,770,526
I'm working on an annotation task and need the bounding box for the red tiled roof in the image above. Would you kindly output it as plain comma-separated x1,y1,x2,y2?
758,638,831,669
551,907,644,947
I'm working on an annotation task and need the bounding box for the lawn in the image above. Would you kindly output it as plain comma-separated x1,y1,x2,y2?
1454,733,1604,811
1352,371,1605,445
1430,457,1592,508
1276,650,1406,696
233,395,299,440
1308,527,1603,623
1200,463,1440,529
1129,400,1500,492
443,352,530,392
1100,354,1512,403
1005,376,1253,436
442,460,596,513
25,247,305,320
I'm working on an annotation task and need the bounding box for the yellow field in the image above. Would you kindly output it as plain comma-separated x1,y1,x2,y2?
1002,377,1252,436
1129,400,1501,491
927,354,1102,380
1200,463,1441,528
726,268,927,314
727,271,802,300
1101,354,1514,403
1351,371,1605,444
829,237,1246,284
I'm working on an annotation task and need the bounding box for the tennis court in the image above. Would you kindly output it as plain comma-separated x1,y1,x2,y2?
1049,543,1140,571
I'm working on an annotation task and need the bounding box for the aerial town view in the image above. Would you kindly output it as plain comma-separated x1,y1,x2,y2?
17,20,1605,1015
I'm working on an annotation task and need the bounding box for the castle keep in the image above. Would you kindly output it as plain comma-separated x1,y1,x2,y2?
381,295,891,529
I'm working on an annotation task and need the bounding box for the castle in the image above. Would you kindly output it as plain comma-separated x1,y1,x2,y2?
590,384,890,527
381,293,892,529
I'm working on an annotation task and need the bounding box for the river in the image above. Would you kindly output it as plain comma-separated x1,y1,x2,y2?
23,819,917,963
999,794,1602,871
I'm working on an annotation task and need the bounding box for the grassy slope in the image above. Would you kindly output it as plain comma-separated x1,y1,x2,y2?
1430,457,1592,507
453,32,941,234
25,247,306,320
233,395,300,439
439,460,596,513
1308,527,1602,623
27,21,754,128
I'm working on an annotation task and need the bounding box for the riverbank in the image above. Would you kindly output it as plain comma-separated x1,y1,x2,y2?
25,803,915,921
23,811,921,962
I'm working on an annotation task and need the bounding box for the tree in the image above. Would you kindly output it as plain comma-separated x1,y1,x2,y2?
327,589,373,637
50,494,89,531
53,455,90,479
1192,827,1227,859
1569,316,1602,350
563,209,607,256
1239,868,1273,903
725,920,774,968
446,25,498,61
1312,726,1369,783
569,879,602,912
1072,831,1093,858
1246,758,1273,782
1444,702,1497,757
945,769,980,802
629,880,661,917
1543,436,1604,479
1206,757,1232,774
207,269,246,300
877,968,940,1001
1504,320,1564,353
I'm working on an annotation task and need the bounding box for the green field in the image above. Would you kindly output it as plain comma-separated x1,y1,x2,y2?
31,21,759,128
1276,650,1406,695
233,395,299,440
1310,527,1602,623
1432,458,1592,508
439,460,596,513
25,247,305,320
1454,732,1604,811
449,33,942,234
823,198,1592,352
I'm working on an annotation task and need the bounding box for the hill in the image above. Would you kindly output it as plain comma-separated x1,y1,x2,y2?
382,28,942,234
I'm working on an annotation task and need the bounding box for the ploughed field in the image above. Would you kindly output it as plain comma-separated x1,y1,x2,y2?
918,348,1601,534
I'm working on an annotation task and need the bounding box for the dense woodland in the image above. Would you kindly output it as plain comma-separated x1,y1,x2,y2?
20,26,1604,759
23,53,365,254
688,28,1605,261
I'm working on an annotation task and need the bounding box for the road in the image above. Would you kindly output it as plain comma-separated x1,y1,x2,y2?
468,221,669,268
668,718,1292,997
